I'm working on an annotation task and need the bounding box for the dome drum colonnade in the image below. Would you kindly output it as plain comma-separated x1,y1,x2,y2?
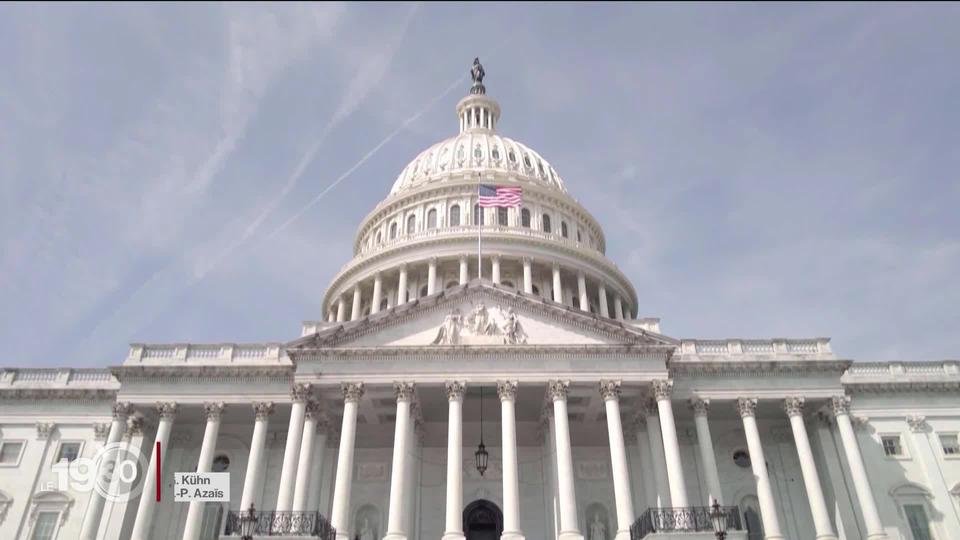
323,80,637,323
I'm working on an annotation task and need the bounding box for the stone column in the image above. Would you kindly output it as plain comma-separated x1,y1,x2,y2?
545,409,561,538
79,402,132,540
600,381,634,540
240,402,274,511
397,265,408,304
631,415,658,511
459,256,469,285
385,382,415,540
442,382,467,540
371,273,383,314
332,383,365,540
131,402,178,540
522,258,533,294
306,417,331,514
784,397,838,540
183,402,226,540
428,258,438,295
639,401,671,507
277,384,312,512
548,380,584,540
328,309,335,322
552,265,563,303
336,296,346,322
690,398,723,505
491,255,501,284
831,396,888,539
498,381,525,540
653,380,688,508
577,272,589,312
598,285,609,318
614,297,624,320
351,284,362,321
737,398,785,540
292,402,324,512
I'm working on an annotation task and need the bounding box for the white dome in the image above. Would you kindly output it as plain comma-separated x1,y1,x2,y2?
389,92,567,196
389,132,567,195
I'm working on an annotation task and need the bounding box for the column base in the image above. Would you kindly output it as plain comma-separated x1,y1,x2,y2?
441,533,466,540
500,532,525,540
558,532,585,540
815,535,839,540
866,534,890,540
614,530,631,540
336,533,352,540
383,534,407,540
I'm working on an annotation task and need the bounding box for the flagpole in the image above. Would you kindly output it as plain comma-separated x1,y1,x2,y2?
477,175,482,282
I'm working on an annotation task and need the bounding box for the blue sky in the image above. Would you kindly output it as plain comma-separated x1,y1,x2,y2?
1,2,957,367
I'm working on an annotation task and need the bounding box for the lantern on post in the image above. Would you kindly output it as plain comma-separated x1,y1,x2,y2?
475,386,489,476
240,502,257,540
710,500,728,540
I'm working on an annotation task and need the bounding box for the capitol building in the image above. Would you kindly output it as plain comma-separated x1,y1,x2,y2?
2,61,959,540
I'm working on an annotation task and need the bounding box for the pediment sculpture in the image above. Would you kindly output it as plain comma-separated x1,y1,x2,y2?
432,303,527,345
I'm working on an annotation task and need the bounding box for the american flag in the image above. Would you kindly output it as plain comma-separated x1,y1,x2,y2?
478,184,523,208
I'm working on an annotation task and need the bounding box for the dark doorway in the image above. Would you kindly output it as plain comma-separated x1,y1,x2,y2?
463,499,503,540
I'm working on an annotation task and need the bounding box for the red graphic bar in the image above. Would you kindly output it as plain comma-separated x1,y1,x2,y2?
156,441,161,501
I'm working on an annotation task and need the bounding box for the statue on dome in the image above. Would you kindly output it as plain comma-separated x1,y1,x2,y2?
432,309,463,345
501,307,528,345
470,57,486,95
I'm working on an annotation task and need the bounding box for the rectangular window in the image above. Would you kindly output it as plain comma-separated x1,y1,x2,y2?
881,435,903,457
56,442,82,463
904,504,933,540
0,441,24,464
940,434,960,455
31,511,59,540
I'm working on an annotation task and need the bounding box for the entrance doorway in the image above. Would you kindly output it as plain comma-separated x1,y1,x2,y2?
463,499,503,540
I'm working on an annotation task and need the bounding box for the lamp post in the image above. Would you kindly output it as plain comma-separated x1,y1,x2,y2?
475,386,489,476
240,502,257,540
709,501,728,540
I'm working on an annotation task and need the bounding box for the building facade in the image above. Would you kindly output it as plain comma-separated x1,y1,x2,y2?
2,64,958,540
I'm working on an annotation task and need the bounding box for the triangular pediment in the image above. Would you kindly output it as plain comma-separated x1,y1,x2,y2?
289,282,676,351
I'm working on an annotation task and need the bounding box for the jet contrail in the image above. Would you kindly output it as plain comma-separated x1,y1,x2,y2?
266,74,467,239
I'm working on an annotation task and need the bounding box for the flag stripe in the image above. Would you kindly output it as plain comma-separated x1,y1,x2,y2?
478,184,523,208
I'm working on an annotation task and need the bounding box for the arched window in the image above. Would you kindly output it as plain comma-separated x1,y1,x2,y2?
427,209,437,229
376,231,382,244
577,230,581,243
389,222,397,239
521,208,531,228
497,207,508,226
406,214,416,235
532,285,540,296
561,221,568,238
474,204,484,225
449,205,461,227
542,214,552,233
420,285,429,298
380,298,388,311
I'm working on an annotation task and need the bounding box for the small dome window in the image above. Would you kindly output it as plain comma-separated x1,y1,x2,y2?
497,207,508,226
389,222,398,239
450,205,461,227
521,208,531,228
537,160,545,177
523,154,532,169
406,215,416,234
419,285,429,298
542,214,552,233
561,222,569,238
376,231,382,244
457,145,465,164
380,298,388,311
508,150,517,163
474,144,483,162
491,146,501,162
474,204,485,226
427,209,437,229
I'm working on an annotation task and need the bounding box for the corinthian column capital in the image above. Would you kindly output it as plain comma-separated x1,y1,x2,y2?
546,379,570,402
341,382,365,403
